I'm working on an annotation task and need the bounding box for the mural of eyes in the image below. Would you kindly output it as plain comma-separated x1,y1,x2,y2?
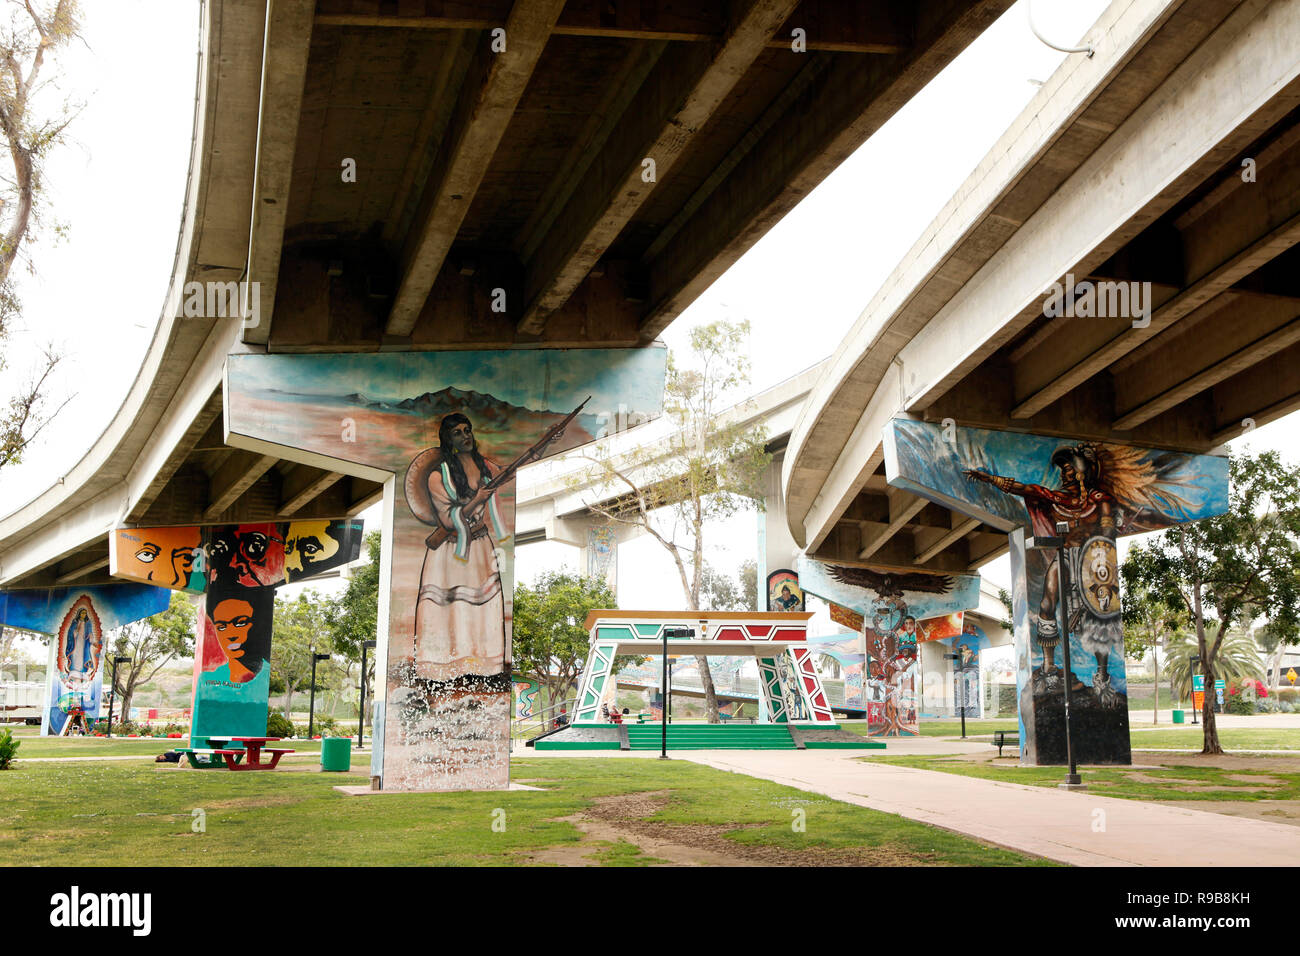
134,544,160,564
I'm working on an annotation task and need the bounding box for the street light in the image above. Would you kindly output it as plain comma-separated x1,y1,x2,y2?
942,652,966,738
358,639,376,748
661,627,694,758
106,655,131,737
1025,521,1085,791
308,650,331,739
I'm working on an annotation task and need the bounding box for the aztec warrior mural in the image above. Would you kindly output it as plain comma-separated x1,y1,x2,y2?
797,558,980,737
111,520,364,745
885,418,1229,764
0,584,170,735
224,348,667,791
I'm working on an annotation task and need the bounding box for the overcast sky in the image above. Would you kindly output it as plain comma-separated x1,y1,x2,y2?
3,1,1296,616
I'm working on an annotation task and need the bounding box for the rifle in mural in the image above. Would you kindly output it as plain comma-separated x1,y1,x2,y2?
424,396,591,550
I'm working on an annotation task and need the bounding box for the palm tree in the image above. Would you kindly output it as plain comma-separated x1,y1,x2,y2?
1164,628,1264,704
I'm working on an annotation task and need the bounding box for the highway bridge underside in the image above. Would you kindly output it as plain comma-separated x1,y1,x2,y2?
257,0,1013,351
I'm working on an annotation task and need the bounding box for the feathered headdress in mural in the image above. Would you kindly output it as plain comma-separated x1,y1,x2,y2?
1079,442,1201,528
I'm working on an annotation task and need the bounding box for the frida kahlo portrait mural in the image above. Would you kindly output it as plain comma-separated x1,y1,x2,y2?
223,349,666,792
885,417,1229,764
0,584,170,735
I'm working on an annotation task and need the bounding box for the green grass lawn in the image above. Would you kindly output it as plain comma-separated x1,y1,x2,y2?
0,756,1052,866
858,754,1300,803
1127,728,1300,751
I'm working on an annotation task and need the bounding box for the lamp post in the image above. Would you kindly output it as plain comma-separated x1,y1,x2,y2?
358,639,376,748
308,650,331,739
942,652,966,738
1025,521,1084,791
661,628,694,758
106,655,131,737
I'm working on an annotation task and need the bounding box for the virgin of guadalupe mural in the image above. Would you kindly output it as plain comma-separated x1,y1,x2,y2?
58,597,103,687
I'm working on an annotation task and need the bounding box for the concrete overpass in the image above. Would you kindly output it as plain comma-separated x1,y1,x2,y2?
777,0,1299,765
784,0,1300,568
0,0,1012,592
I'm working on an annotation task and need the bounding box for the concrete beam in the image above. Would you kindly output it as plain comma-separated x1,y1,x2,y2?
1011,209,1300,420
54,555,110,586
516,0,801,334
914,515,981,564
385,0,566,336
314,1,911,53
278,466,346,516
203,451,280,520
857,487,927,560
242,0,315,346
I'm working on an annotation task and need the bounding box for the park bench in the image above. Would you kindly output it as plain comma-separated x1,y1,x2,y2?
991,731,1020,757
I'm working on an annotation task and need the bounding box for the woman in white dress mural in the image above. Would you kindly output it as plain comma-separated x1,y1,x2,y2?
407,413,509,679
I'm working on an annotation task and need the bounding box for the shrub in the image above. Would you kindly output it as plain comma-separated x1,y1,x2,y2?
0,728,18,769
266,710,294,739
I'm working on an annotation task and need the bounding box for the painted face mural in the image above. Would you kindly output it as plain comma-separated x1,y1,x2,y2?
208,524,285,588
0,584,169,736
224,349,667,791
766,569,802,612
109,520,363,746
111,526,205,592
885,417,1230,765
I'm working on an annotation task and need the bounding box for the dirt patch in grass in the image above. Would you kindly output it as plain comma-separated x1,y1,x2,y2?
1159,800,1300,827
1139,754,1300,773
528,791,949,867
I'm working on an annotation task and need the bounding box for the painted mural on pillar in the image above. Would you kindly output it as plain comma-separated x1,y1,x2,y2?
110,520,364,745
224,349,666,791
766,569,802,612
586,526,617,590
0,584,170,735
884,417,1229,765
798,558,980,736
945,619,989,718
512,678,540,720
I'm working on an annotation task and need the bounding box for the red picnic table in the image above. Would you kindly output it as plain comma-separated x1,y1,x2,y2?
209,736,295,771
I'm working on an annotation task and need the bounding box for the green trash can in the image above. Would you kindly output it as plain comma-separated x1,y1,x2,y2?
320,736,352,772
1171,709,1185,724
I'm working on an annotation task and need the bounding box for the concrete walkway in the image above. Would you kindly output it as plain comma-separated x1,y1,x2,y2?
677,749,1299,867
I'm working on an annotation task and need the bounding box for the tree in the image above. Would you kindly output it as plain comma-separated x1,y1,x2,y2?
513,570,615,709
1118,567,1189,725
0,1,82,472
1122,451,1300,754
699,559,756,613
270,590,335,719
1160,629,1263,704
108,591,194,719
325,530,379,655
0,625,39,679
576,319,771,721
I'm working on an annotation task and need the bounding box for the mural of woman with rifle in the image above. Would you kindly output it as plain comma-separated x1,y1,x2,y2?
406,399,589,681
415,413,508,675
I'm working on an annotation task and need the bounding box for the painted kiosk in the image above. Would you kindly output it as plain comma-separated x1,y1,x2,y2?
536,611,880,751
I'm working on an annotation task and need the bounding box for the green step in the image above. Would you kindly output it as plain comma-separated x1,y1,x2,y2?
624,724,797,750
